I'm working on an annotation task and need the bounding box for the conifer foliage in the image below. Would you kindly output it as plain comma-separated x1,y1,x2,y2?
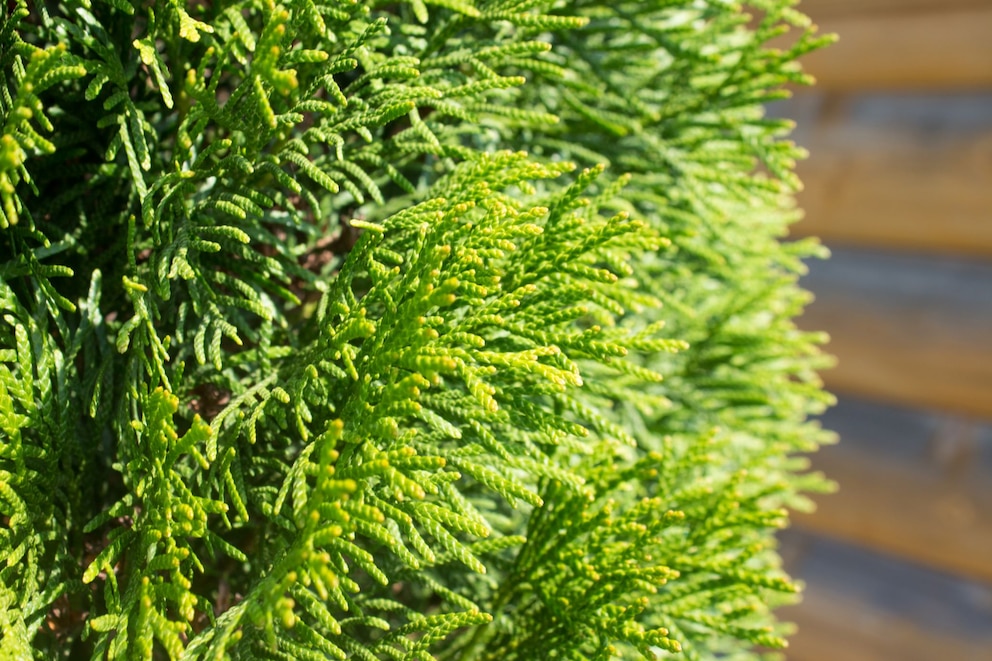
0,1,834,659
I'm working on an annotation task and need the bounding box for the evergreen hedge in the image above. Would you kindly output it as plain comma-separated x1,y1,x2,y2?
0,1,835,659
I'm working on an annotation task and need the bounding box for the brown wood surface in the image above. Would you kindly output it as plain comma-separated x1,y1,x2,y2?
792,124,992,257
802,293,992,418
784,588,992,661
794,9,992,89
794,445,992,583
799,249,992,418
797,0,991,18
771,2,992,655
779,524,992,660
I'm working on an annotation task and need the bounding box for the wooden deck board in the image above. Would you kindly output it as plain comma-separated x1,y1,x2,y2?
778,530,992,660
797,0,990,18
793,8,992,89
794,398,992,583
795,445,992,582
785,587,992,661
799,249,992,417
769,2,992,656
792,119,992,257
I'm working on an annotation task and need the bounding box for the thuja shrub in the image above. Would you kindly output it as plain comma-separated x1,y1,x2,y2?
0,1,836,659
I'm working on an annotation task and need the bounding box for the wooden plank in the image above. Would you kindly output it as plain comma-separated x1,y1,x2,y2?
794,444,992,582
803,293,992,416
794,9,992,89
792,121,992,257
779,531,992,661
785,588,992,661
799,249,992,418
794,398,992,582
797,0,990,19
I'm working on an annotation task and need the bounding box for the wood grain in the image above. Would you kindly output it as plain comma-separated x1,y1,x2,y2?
785,588,992,661
802,293,992,417
797,0,991,18
799,250,992,417
794,445,992,582
767,3,992,655
779,528,992,660
792,124,992,257
794,9,992,89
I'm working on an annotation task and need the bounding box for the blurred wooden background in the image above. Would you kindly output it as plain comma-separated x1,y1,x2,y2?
775,1,992,659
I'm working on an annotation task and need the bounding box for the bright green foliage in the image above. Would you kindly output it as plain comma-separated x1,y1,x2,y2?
0,1,834,659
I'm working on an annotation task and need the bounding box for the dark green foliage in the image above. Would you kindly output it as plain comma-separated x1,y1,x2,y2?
0,1,834,659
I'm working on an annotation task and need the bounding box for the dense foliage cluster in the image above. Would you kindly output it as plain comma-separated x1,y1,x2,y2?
0,1,834,659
